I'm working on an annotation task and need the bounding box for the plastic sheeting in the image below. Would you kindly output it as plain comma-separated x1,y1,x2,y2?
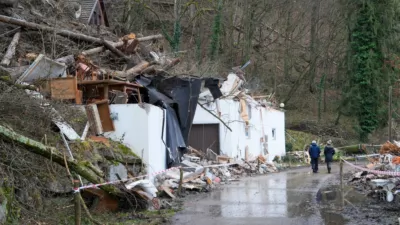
204,78,222,100
136,75,189,167
152,76,202,143
165,106,186,167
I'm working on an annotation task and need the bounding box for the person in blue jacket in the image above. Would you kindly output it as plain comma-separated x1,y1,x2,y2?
309,140,321,173
324,140,335,173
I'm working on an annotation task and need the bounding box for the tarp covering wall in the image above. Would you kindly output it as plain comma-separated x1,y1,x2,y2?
136,75,201,167
152,76,202,144
164,106,186,167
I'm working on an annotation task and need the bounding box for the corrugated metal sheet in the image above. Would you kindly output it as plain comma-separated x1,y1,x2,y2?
188,124,220,154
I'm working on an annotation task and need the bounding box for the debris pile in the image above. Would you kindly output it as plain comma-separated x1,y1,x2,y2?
155,146,278,198
0,6,281,220
379,141,400,155
0,13,191,217
349,170,400,204
348,141,400,204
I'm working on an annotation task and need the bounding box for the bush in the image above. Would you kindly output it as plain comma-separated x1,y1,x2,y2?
286,143,293,152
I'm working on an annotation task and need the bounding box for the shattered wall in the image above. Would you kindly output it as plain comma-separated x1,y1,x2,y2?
193,99,286,162
104,104,166,182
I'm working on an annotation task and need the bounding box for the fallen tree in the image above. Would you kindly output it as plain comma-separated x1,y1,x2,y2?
82,34,163,56
0,124,121,195
0,15,163,49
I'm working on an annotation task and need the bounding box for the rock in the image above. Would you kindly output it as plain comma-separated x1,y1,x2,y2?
108,163,127,182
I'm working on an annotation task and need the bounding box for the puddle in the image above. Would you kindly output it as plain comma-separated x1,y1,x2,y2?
317,185,366,225
320,209,348,225
316,185,366,206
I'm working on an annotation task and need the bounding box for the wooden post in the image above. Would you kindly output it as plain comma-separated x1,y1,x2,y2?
389,86,393,142
340,159,344,209
74,180,81,225
178,167,183,196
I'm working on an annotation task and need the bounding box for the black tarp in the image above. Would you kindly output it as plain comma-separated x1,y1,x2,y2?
151,76,202,144
204,78,222,100
136,75,188,167
164,106,186,167
136,75,214,167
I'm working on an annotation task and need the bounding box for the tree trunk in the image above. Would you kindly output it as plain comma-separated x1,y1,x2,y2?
163,58,181,71
308,0,321,92
0,124,121,195
81,34,163,56
0,15,163,53
106,61,150,78
0,15,104,44
101,39,132,63
1,31,20,66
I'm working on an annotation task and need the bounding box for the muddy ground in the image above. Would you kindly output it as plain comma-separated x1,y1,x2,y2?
168,164,399,225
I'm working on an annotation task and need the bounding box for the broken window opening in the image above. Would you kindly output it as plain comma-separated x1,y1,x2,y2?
248,104,252,119
245,125,251,139
272,128,276,140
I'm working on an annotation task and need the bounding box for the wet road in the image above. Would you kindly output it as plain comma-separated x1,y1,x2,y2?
172,165,351,225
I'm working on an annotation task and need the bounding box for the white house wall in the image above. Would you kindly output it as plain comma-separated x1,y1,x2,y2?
264,108,286,162
104,104,166,181
193,99,285,161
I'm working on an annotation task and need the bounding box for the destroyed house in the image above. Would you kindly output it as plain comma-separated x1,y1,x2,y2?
191,73,286,163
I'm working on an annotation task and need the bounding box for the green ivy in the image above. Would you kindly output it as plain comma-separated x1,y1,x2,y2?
209,0,223,60
344,0,400,141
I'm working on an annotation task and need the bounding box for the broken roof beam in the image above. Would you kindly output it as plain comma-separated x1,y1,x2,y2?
81,34,164,56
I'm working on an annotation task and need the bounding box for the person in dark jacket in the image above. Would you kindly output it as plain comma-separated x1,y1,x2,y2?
309,140,321,173
324,140,335,173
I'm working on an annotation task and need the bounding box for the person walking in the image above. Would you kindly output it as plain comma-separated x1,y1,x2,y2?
309,140,321,173
324,140,335,173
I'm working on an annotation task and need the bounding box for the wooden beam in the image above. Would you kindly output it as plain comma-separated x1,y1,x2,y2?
82,34,164,56
1,31,21,66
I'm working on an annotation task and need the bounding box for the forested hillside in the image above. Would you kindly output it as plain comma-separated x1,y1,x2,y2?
102,0,400,142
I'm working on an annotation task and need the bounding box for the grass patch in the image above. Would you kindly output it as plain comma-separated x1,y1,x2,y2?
286,130,315,151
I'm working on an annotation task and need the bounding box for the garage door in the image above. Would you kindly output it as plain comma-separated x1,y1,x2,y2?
188,124,220,154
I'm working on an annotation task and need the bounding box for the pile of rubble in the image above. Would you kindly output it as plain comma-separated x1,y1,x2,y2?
348,141,400,204
154,147,278,197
